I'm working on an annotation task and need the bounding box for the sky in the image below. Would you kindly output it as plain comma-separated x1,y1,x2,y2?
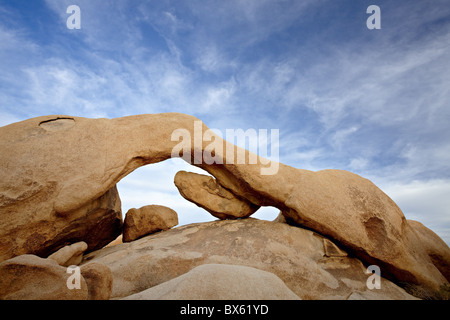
1,0,449,244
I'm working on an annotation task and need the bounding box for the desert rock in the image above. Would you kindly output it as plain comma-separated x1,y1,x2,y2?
80,263,113,300
123,263,301,300
0,254,88,300
123,205,178,242
82,219,417,300
0,116,124,262
408,220,450,282
0,113,448,298
106,235,123,247
47,241,88,267
174,170,260,219
283,169,448,296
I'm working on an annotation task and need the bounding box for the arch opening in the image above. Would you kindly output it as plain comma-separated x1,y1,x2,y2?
117,158,215,227
116,158,281,228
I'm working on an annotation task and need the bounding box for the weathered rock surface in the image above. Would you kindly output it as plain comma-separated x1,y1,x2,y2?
408,220,450,282
123,205,178,242
0,254,88,300
0,116,124,262
80,262,113,300
174,171,259,219
82,219,417,300
48,241,88,267
282,169,449,296
0,254,113,300
0,113,448,298
406,220,450,299
123,263,301,300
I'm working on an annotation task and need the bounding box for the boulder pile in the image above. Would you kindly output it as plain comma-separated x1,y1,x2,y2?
0,113,449,300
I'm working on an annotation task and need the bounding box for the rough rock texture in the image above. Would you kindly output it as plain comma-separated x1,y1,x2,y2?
174,171,260,219
408,220,450,283
0,254,88,300
123,263,301,300
0,116,124,262
282,169,448,296
0,254,113,300
123,205,178,242
48,241,88,267
80,263,113,300
0,113,449,298
82,219,417,300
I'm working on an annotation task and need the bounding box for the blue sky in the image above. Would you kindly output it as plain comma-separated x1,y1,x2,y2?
1,0,450,244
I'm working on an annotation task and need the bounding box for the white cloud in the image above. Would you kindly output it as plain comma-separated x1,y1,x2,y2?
0,112,21,128
117,158,216,226
117,157,281,226
380,179,450,244
330,126,360,151
1,0,449,244
200,78,237,112
194,45,237,73
20,61,115,118
349,157,369,172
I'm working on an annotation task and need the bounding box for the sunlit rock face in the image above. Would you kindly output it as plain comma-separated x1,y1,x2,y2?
0,113,449,299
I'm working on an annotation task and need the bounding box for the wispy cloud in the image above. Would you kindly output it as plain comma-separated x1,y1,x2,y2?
381,179,450,244
1,0,449,242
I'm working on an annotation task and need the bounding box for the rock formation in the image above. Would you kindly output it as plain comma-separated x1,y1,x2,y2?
122,263,301,300
80,262,113,300
0,254,89,300
174,170,259,219
0,254,113,300
83,219,418,300
0,113,449,299
123,205,178,242
47,241,88,267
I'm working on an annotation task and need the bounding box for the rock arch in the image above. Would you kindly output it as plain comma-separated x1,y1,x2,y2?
0,113,449,297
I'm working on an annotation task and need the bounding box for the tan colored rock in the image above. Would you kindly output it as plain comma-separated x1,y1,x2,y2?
123,205,178,242
282,169,449,297
0,254,88,300
346,290,398,300
48,241,88,267
106,234,123,247
406,220,450,299
0,116,125,262
273,211,300,226
408,220,450,282
174,171,259,219
123,263,300,300
323,238,348,258
0,113,448,298
80,263,113,300
82,219,417,300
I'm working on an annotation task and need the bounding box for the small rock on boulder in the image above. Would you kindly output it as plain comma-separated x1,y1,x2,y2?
47,241,88,267
123,205,178,242
174,171,260,219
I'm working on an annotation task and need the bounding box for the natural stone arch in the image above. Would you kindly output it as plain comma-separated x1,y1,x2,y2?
0,113,449,298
